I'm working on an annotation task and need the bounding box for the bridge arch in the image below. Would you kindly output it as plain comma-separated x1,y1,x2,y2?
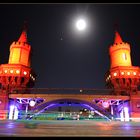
29,98,114,120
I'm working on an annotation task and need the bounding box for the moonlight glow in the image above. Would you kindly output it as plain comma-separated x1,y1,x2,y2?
76,19,86,31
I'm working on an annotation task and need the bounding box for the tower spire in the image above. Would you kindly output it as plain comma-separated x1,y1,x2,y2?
18,21,28,43
114,31,123,44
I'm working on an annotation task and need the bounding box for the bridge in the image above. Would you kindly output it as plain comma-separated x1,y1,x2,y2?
0,27,140,122
6,88,131,121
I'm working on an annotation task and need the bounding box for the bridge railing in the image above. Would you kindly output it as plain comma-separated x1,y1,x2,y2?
16,110,111,121
10,88,130,95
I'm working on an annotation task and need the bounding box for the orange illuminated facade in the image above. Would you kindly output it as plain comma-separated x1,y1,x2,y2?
105,31,140,93
0,26,36,119
110,31,132,68
8,29,31,66
0,27,36,90
105,31,140,120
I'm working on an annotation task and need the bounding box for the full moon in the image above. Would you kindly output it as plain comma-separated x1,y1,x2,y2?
76,19,86,31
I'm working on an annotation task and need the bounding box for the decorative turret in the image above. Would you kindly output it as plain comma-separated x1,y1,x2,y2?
0,24,36,91
105,31,140,94
0,24,36,120
109,31,132,68
8,26,31,67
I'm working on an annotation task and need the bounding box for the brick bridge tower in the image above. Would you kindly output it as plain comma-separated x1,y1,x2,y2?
105,31,140,120
0,24,36,119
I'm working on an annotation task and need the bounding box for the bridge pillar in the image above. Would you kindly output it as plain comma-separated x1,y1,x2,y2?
130,93,140,121
0,90,9,120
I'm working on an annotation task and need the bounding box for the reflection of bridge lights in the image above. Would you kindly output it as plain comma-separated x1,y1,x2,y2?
29,100,36,107
102,101,109,108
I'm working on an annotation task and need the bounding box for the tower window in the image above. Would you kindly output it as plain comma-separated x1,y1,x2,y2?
122,53,127,60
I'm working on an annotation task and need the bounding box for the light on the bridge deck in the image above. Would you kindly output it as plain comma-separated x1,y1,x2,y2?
13,107,19,120
9,105,19,120
9,105,14,120
120,109,124,121
102,101,109,108
29,100,36,107
124,107,130,122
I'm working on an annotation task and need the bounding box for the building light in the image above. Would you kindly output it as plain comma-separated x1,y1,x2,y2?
16,70,20,74
23,71,27,75
127,72,130,75
13,107,19,120
4,70,8,73
29,100,36,107
121,72,124,75
102,101,109,108
120,109,124,122
10,70,14,73
133,72,136,75
113,72,117,76
124,107,130,122
9,105,15,120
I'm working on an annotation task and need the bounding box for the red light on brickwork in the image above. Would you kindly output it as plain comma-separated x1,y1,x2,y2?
16,70,20,74
113,72,117,76
121,72,124,75
133,72,136,75
23,71,27,75
127,72,130,75
10,70,14,73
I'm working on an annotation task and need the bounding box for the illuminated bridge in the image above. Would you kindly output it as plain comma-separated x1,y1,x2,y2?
7,88,130,121
0,25,140,122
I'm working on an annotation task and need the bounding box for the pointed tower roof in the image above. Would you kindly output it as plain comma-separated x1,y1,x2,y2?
18,22,28,43
114,31,123,44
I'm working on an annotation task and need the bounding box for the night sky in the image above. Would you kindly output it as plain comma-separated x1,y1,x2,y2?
0,4,140,89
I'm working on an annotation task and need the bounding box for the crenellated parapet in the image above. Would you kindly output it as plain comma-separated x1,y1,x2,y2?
106,31,140,94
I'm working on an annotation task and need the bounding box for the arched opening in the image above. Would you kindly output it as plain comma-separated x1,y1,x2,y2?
26,99,114,121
